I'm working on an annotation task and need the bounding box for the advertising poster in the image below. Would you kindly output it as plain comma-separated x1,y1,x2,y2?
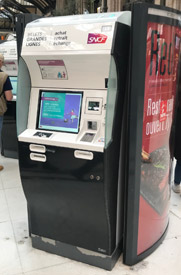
138,22,181,255
123,3,181,266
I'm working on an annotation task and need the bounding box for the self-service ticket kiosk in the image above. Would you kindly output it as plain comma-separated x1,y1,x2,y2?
0,38,18,77
0,38,18,158
17,12,131,270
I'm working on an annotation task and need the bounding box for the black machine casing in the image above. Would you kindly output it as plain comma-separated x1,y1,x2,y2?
19,143,118,255
2,101,18,158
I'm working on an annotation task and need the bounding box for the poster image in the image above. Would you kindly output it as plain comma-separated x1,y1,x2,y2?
137,22,181,255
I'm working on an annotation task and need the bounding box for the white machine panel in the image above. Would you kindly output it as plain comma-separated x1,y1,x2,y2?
22,12,131,54
21,12,131,90
18,12,131,153
23,23,114,52
23,54,110,90
0,39,18,76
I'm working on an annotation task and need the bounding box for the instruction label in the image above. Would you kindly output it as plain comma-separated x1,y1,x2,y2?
37,60,68,80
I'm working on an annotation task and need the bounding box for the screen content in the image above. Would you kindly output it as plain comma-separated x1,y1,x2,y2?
88,101,100,111
9,76,18,95
38,91,82,133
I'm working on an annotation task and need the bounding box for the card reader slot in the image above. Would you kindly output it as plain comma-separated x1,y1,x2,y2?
30,153,47,162
74,150,93,160
29,144,46,153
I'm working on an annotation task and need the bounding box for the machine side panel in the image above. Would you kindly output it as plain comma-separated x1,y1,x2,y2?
104,22,130,253
16,57,31,135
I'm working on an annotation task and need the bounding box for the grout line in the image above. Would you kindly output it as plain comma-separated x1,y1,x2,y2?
0,219,10,223
22,260,72,275
3,181,25,274
170,210,181,220
2,185,23,191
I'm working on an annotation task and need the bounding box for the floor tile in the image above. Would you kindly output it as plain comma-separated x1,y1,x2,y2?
18,260,116,275
170,192,181,219
24,238,181,275
0,221,23,275
129,237,181,275
166,211,181,240
4,187,27,222
0,190,10,223
0,178,3,190
12,220,70,273
1,161,21,190
0,156,180,275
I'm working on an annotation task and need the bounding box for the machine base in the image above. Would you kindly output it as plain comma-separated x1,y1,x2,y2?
31,234,121,270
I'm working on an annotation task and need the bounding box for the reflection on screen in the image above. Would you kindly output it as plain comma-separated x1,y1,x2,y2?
38,91,82,133
9,76,17,95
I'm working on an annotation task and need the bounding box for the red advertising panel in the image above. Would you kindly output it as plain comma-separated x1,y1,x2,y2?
138,22,181,254
123,3,181,266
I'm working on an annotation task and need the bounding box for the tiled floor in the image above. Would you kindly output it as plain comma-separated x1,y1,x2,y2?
0,155,180,275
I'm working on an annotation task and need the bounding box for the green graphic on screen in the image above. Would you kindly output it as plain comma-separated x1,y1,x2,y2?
42,93,66,119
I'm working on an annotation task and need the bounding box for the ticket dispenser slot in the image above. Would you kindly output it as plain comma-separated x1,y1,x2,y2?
29,144,46,153
30,153,46,162
74,150,93,160
88,121,97,130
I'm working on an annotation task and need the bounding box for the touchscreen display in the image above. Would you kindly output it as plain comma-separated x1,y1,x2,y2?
9,76,18,95
38,91,82,133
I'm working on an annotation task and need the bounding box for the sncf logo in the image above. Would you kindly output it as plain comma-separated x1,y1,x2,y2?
87,33,107,44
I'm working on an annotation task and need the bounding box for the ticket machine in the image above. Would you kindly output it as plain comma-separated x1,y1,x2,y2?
17,12,131,270
0,38,18,158
0,38,18,77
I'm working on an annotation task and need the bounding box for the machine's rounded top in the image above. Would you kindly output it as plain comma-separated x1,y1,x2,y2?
27,11,131,28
